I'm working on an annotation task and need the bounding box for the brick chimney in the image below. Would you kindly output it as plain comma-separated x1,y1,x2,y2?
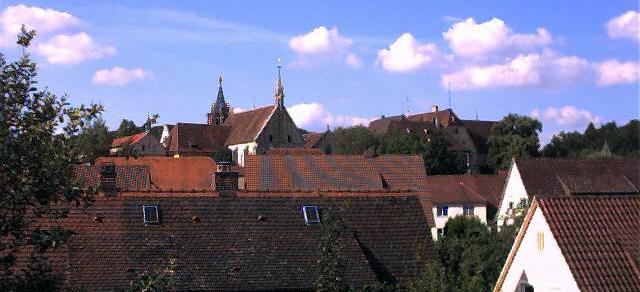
431,104,439,113
99,162,117,195
212,161,239,196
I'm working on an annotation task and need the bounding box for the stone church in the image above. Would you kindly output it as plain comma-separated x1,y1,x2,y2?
159,69,304,166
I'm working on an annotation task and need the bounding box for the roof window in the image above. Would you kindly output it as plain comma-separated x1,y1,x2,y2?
143,205,159,224
302,206,321,225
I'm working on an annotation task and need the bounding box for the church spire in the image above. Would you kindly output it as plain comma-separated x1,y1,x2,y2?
208,74,230,125
274,58,284,108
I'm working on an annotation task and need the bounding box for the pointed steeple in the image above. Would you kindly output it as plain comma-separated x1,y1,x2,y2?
208,74,230,125
274,58,285,108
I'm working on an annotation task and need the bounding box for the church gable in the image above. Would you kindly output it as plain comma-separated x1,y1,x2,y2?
223,105,276,146
254,106,304,153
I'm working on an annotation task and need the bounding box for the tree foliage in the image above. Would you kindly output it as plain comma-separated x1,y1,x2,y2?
332,126,379,154
71,117,112,163
314,203,350,292
115,119,139,138
0,26,101,289
487,114,542,170
543,120,639,157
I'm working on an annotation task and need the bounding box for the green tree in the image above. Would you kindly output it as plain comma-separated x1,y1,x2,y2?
487,114,542,170
314,203,350,292
0,26,101,290
126,265,175,292
115,119,139,138
423,129,465,175
543,119,639,158
72,117,112,163
377,129,425,155
333,126,378,154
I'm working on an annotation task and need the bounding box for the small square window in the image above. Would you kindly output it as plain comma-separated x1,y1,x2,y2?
463,205,474,216
143,205,159,224
436,205,449,217
302,206,320,225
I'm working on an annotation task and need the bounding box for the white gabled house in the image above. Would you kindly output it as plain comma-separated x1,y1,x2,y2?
495,195,640,292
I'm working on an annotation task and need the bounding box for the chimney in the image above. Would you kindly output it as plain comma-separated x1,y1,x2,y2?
212,161,239,196
432,104,439,113
99,162,117,195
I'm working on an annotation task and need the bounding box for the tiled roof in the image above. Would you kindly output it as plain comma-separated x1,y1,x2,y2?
244,154,428,192
461,120,496,153
407,108,460,127
111,132,148,147
73,164,151,191
302,132,325,148
244,155,384,191
515,158,640,198
96,157,217,192
539,196,640,291
267,148,324,155
223,105,276,145
31,194,433,291
424,174,506,206
167,123,230,155
366,155,428,190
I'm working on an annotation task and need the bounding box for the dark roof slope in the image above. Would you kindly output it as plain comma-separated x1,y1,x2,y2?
168,123,230,155
515,158,640,198
96,157,217,191
73,164,151,191
35,194,433,291
224,105,276,145
407,108,460,127
539,196,640,291
302,132,325,148
461,120,496,153
424,174,505,206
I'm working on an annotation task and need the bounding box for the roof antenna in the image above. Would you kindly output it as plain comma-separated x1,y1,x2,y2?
448,82,451,109
253,96,256,109
406,96,411,116
475,108,479,120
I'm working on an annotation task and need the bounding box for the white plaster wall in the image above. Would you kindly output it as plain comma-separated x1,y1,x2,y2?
497,162,528,226
228,142,257,167
500,208,580,292
431,203,487,240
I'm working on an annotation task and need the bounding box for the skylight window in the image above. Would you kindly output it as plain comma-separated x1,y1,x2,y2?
302,206,320,225
143,205,159,224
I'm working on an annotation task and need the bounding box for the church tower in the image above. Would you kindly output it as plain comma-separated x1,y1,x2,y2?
208,75,230,126
274,59,285,108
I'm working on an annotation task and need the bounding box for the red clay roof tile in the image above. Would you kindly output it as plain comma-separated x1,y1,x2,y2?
539,195,640,291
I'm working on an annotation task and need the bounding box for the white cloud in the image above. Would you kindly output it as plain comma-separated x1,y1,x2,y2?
441,52,590,90
531,106,601,128
92,67,152,86
288,103,370,130
443,17,552,57
288,26,361,68
595,59,640,85
37,32,116,64
0,4,79,46
345,53,362,68
377,33,443,73
606,10,640,41
289,26,352,54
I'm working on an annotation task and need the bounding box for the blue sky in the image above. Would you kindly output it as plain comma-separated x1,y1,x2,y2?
1,1,638,143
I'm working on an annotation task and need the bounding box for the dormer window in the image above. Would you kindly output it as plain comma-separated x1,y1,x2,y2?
302,206,320,225
143,205,159,225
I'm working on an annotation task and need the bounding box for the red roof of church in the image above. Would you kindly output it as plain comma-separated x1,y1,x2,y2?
223,105,276,145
